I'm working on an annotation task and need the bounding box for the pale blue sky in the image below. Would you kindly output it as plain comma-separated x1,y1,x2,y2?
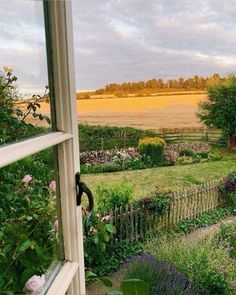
0,0,236,94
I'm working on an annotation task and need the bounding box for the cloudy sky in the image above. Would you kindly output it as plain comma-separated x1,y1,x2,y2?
0,0,236,93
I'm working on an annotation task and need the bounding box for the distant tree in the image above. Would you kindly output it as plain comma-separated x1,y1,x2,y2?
197,75,236,147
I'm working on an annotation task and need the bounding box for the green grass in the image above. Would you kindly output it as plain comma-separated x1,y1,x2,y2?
82,157,236,204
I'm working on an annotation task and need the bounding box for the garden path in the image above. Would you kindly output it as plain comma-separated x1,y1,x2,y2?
86,215,236,295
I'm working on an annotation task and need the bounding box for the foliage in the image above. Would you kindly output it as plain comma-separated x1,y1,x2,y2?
214,224,236,259
137,193,170,215
107,279,149,295
86,239,143,276
0,152,58,293
176,151,222,166
78,124,156,152
197,75,236,137
152,238,235,295
138,137,166,166
84,212,116,274
122,254,197,295
0,68,50,145
97,182,134,213
179,148,194,157
176,207,235,234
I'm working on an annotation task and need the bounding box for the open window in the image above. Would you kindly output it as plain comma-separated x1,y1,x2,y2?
0,1,85,294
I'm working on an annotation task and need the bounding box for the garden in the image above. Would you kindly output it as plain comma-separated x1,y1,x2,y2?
1,69,236,294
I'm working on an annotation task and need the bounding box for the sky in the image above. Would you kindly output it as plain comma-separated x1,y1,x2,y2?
0,0,236,94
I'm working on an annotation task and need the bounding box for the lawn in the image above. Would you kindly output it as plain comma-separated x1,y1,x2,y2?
82,156,236,203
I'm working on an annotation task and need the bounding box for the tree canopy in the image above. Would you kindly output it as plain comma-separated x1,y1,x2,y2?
197,76,236,136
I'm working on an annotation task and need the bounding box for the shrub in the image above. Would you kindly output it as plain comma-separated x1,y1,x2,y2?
208,151,223,161
137,193,170,215
214,224,236,259
0,153,58,293
151,238,235,295
97,182,134,213
122,254,197,295
179,148,194,157
85,239,143,276
176,156,193,165
138,137,166,166
219,171,236,207
196,151,209,158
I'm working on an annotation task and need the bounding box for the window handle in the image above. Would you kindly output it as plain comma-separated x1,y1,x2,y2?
75,172,94,235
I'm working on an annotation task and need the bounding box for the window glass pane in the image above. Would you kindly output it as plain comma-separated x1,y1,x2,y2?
0,147,62,293
0,0,53,146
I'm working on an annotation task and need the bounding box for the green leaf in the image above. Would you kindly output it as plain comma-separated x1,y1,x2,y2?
18,240,32,253
98,277,113,287
85,271,97,281
20,268,35,285
0,275,5,288
99,242,106,252
121,279,149,295
106,224,116,234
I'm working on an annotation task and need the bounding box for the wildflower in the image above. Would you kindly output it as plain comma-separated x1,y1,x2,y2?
53,220,58,232
96,213,100,218
48,180,56,192
23,275,45,293
22,175,32,185
101,215,111,222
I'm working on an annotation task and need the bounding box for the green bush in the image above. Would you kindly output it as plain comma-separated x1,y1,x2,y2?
0,152,58,293
214,224,236,259
176,156,193,165
97,182,134,213
81,163,123,174
179,148,194,157
138,137,166,166
78,124,157,152
151,238,235,295
85,240,143,276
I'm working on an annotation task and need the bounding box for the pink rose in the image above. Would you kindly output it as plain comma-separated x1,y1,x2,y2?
101,215,111,222
24,274,45,293
22,175,32,185
54,220,58,232
48,180,56,192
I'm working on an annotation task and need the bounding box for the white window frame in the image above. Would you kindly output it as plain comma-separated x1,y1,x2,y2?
0,1,85,294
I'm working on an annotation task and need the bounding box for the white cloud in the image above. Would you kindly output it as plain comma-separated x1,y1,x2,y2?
1,0,236,90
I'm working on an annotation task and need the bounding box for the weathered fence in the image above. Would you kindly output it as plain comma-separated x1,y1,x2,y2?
109,178,225,242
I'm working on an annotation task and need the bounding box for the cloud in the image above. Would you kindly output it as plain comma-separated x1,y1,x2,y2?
1,0,236,91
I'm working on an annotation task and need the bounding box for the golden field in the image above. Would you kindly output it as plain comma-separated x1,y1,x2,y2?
21,92,207,130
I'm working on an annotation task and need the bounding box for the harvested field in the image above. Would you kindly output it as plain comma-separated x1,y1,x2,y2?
19,92,206,130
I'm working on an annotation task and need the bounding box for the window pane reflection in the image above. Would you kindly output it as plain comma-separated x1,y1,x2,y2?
0,148,62,293
0,0,52,146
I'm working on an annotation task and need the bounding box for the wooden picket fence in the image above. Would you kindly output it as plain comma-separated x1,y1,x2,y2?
108,178,225,242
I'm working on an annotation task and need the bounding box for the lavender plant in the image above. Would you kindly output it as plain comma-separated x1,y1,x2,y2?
122,254,197,295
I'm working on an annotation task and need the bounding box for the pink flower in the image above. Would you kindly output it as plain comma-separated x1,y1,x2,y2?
48,181,56,192
24,274,45,293
22,175,32,185
54,220,58,232
101,215,111,222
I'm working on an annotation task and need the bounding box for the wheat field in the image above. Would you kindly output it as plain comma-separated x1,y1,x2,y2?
23,92,206,130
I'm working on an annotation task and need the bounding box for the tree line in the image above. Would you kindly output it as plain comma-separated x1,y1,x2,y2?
95,73,225,94
76,73,227,99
